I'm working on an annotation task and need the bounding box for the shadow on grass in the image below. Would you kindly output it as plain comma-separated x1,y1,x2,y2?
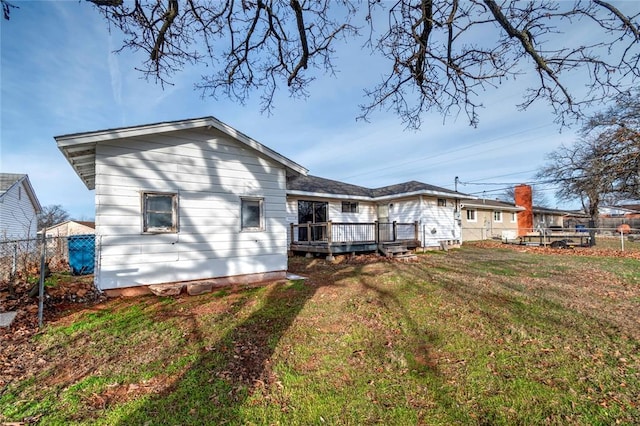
115,280,316,425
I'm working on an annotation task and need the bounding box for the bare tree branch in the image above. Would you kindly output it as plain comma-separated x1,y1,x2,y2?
593,0,639,40
1,0,18,20
84,0,639,129
538,90,640,221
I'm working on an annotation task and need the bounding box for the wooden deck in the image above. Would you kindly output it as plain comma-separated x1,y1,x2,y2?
289,221,421,258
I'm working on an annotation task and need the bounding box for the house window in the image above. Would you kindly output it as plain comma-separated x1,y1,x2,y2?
493,211,502,222
142,192,178,233
466,209,477,222
437,198,447,207
342,201,358,213
511,212,517,223
241,197,264,231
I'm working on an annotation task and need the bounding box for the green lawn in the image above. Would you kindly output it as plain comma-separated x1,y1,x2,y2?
1,243,639,425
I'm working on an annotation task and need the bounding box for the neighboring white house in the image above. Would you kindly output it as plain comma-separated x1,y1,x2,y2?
286,175,472,249
56,117,308,292
0,173,42,241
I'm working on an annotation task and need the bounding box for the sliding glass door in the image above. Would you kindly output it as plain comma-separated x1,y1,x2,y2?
297,200,328,241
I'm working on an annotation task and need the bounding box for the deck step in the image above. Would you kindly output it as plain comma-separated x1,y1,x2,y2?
394,254,418,262
380,244,411,257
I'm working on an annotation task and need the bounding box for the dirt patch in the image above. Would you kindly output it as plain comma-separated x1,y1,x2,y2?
0,273,105,388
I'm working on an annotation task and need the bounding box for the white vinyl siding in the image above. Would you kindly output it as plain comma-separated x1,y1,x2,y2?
389,197,458,248
0,180,39,241
94,128,289,289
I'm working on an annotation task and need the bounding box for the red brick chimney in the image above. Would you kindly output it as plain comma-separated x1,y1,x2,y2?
515,184,533,236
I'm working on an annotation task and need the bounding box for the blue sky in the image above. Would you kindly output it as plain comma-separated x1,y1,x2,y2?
1,1,636,220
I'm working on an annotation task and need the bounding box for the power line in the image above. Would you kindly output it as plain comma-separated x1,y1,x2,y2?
337,123,555,181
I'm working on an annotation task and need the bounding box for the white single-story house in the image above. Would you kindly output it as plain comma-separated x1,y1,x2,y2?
56,116,477,292
56,117,308,293
286,174,473,254
0,173,42,241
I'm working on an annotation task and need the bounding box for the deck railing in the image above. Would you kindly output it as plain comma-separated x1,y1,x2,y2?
290,221,419,245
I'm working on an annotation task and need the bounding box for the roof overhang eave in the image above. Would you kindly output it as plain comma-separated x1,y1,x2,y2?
55,117,308,178
461,202,525,212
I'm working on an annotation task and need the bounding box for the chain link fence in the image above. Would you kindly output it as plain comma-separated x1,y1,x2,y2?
0,234,96,283
1,234,98,327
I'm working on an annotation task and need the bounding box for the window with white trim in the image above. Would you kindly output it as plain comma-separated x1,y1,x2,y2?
241,197,264,231
341,201,358,213
511,212,517,223
466,209,477,222
493,211,502,222
437,198,447,207
142,192,178,233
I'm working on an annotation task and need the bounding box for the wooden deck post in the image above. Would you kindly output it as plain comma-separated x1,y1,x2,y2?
393,221,397,242
414,221,419,242
326,221,334,261
290,223,294,244
374,221,379,243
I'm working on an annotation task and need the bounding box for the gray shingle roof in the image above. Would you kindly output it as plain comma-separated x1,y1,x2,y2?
287,175,372,197
287,175,469,199
372,181,459,197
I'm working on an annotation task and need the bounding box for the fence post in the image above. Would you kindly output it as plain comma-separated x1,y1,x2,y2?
12,243,17,277
38,232,46,328
621,229,625,252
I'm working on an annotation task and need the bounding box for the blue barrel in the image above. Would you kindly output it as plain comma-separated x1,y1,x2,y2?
67,234,95,275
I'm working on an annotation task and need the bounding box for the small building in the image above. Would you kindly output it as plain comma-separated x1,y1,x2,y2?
460,199,524,241
532,206,575,229
44,220,95,237
0,173,42,241
56,117,307,293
